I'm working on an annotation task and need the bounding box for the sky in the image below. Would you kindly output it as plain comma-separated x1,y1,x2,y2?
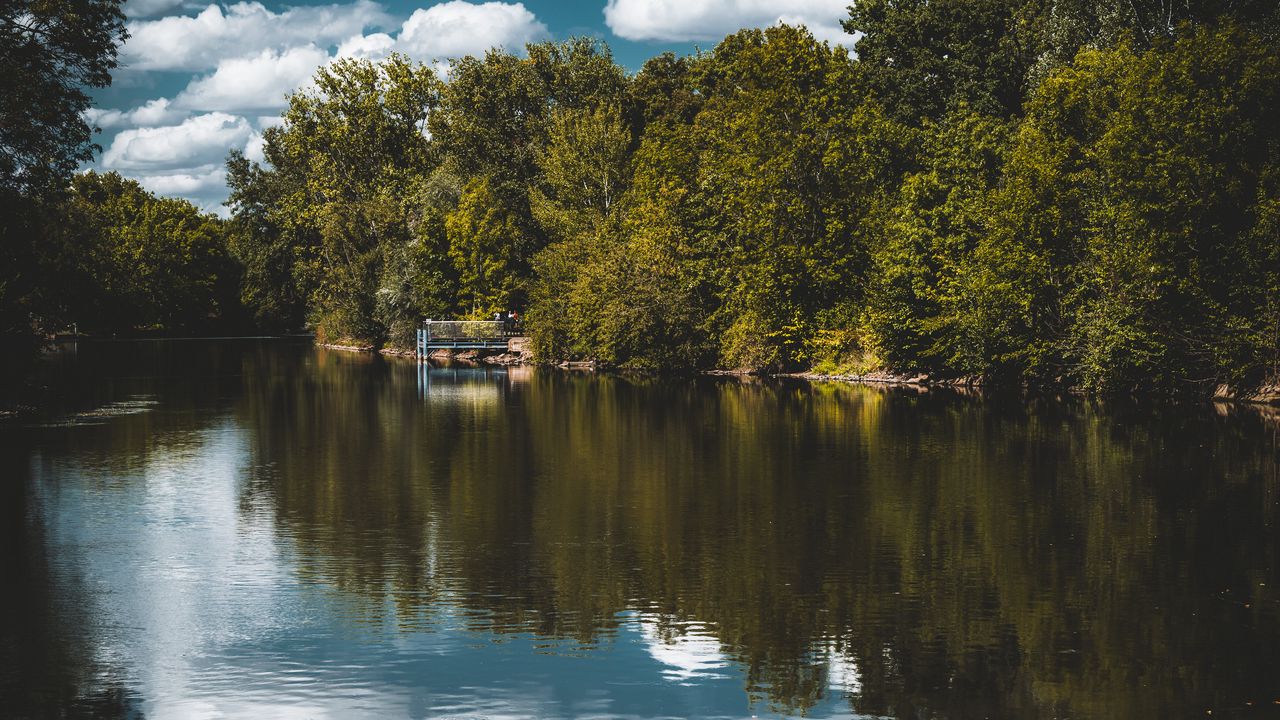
86,0,857,213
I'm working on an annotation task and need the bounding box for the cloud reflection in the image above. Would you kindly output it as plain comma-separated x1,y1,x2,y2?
635,614,730,684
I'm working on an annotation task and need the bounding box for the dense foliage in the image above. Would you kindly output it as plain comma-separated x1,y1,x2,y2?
225,3,1278,394
0,0,126,196
53,172,242,334
228,54,442,344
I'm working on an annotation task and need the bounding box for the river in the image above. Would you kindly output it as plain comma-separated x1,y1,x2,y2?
1,339,1277,718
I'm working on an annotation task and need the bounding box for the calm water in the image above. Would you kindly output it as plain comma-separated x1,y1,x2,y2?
2,340,1278,719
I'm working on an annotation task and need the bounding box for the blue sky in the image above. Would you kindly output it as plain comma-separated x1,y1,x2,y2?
88,0,855,212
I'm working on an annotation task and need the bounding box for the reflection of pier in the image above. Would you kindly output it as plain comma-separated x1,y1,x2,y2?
416,362,531,400
416,320,522,358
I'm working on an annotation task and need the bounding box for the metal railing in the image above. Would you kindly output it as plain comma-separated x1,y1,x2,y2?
417,320,524,359
422,320,509,340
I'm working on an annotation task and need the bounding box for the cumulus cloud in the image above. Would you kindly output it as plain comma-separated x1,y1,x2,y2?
336,32,396,60
396,1,547,59
244,133,268,164
122,0,391,71
603,0,854,45
134,164,227,197
85,98,186,130
175,45,331,111
102,113,254,171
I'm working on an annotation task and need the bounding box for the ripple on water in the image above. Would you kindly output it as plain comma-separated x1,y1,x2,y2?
27,395,160,427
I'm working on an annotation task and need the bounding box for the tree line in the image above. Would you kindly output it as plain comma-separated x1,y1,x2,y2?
3,0,1278,395
2,0,244,392
228,0,1280,393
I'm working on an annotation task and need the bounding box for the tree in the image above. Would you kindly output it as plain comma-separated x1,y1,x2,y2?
226,150,310,331
431,38,627,187
864,111,1017,375
530,103,631,244
0,0,126,195
843,0,1042,123
429,38,630,319
994,25,1280,391
1034,0,1280,74
528,99,716,369
37,171,239,334
0,0,127,392
447,176,533,318
692,26,910,370
227,54,441,345
625,52,703,145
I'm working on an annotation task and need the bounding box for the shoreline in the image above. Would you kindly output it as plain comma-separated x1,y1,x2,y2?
316,342,1280,408
318,343,531,366
3,340,1275,419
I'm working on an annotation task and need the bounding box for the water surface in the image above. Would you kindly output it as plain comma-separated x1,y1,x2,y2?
2,340,1278,718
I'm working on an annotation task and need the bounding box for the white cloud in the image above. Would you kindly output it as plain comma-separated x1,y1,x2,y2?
130,98,186,126
603,0,853,46
134,164,227,197
175,45,331,111
84,108,125,130
122,0,391,71
395,1,547,59
85,98,186,130
336,32,396,60
102,113,254,171
244,132,268,164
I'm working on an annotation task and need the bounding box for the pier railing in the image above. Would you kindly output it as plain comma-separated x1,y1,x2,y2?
422,320,508,341
417,320,521,357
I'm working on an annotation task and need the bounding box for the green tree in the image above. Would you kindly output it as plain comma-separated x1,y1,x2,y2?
864,111,1017,375
376,163,463,344
447,176,532,317
692,26,910,370
1034,0,1280,74
226,150,310,331
999,25,1280,390
528,109,713,369
843,0,1043,122
625,52,703,142
431,38,626,186
530,103,630,244
228,54,441,345
430,39,629,317
47,171,238,333
0,0,126,195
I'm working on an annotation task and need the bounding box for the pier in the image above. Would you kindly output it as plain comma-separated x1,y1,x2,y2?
416,320,523,359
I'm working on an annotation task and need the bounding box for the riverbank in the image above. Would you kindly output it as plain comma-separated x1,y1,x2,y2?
786,369,1280,407
319,341,535,366
317,341,1280,408
714,365,1280,409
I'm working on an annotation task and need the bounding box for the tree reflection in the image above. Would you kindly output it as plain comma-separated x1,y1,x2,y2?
234,351,1280,718
1,428,146,718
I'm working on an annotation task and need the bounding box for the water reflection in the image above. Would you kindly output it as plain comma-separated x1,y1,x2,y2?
2,340,1279,718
